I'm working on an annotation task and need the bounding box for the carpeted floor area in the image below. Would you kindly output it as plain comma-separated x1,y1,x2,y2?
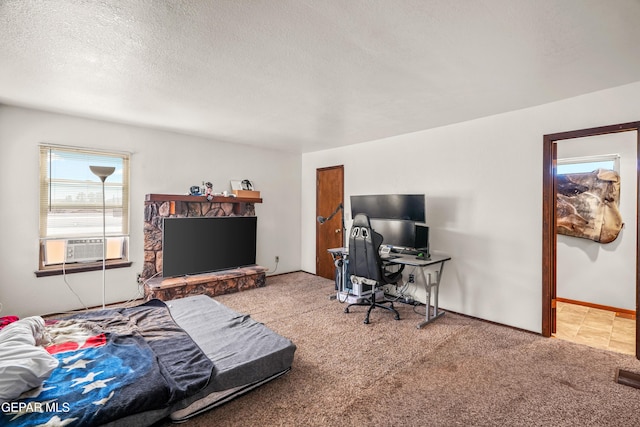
157,271,640,426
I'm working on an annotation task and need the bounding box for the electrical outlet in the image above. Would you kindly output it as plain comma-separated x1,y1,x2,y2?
408,274,415,283
275,256,280,263
136,273,142,284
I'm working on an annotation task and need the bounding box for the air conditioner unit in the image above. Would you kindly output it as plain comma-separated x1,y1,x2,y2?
65,239,104,263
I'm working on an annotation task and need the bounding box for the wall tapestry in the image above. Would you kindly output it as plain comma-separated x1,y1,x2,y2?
556,169,623,243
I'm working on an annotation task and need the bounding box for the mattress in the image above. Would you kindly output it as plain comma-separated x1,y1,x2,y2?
166,295,296,422
101,295,296,426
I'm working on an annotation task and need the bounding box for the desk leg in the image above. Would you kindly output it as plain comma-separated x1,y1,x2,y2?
417,261,446,329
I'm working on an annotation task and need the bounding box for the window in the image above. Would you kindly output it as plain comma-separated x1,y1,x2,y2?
37,145,130,274
556,154,619,175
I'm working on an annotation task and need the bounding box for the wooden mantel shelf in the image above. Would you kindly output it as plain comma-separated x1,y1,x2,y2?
145,193,262,204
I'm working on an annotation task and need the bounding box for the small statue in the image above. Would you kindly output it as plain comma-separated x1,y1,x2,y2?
204,182,214,201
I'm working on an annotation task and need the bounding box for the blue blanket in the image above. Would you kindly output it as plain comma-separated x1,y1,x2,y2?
1,300,213,426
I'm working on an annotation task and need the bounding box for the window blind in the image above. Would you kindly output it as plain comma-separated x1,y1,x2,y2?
39,145,130,239
556,153,619,175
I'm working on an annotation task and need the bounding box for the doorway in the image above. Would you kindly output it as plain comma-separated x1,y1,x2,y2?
541,121,640,359
316,165,344,280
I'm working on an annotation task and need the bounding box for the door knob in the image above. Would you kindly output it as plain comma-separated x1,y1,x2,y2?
335,229,341,233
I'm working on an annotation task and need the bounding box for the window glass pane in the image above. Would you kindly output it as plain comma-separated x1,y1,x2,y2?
557,160,615,175
46,209,123,237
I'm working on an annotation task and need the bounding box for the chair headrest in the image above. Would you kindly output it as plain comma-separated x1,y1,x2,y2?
352,213,372,228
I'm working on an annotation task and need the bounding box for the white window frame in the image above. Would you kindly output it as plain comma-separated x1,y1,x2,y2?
37,144,130,274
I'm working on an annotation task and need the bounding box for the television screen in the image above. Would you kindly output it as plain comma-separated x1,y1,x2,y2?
162,216,257,277
350,194,425,221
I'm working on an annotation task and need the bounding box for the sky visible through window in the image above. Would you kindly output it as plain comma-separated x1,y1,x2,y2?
45,149,125,237
556,160,615,175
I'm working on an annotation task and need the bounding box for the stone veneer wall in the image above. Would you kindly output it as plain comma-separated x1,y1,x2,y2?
143,265,267,301
142,200,256,281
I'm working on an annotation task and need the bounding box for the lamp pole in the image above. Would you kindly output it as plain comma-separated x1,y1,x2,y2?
90,166,115,309
317,202,345,245
317,203,346,299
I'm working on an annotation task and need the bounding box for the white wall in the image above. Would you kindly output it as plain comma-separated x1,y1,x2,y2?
301,81,640,333
556,132,637,310
0,105,301,318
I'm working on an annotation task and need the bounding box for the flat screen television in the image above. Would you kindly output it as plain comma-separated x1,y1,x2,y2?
162,216,257,278
350,194,425,221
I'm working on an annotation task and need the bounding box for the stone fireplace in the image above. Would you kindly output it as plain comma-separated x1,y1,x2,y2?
142,193,266,300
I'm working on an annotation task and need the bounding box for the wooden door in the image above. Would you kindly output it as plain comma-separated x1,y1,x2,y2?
316,165,344,280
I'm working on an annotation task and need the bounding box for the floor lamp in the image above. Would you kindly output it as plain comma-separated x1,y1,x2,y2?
317,203,345,299
90,165,115,309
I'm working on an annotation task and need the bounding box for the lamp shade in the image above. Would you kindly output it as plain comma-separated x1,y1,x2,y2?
89,166,115,182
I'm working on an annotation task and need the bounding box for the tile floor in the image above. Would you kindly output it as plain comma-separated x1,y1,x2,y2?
554,301,636,355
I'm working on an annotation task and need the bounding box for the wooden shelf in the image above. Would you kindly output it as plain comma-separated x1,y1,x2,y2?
145,193,262,204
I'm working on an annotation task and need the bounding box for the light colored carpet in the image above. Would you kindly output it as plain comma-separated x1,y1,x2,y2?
158,271,640,426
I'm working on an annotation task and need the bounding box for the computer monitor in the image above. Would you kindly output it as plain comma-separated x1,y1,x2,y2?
414,223,430,257
369,219,414,249
368,219,430,256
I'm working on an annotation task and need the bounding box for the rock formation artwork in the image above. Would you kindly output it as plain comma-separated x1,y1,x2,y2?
556,169,623,243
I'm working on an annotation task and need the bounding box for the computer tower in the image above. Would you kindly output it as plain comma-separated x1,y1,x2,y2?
352,281,373,297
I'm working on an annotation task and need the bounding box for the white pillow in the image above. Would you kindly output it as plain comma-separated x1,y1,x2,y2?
0,316,59,401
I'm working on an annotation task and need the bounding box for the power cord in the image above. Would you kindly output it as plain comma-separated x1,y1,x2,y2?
266,257,279,276
123,271,161,307
412,301,428,317
62,259,89,311
393,265,417,300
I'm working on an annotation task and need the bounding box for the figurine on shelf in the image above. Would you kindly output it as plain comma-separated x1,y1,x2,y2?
241,179,254,191
204,182,214,201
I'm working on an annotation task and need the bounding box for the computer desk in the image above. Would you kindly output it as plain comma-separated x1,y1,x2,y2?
389,253,451,328
327,247,451,329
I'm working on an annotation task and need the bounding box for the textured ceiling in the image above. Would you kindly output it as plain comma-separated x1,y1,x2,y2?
1,0,640,153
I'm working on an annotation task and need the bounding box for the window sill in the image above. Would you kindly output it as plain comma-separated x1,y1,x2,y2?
35,260,132,277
